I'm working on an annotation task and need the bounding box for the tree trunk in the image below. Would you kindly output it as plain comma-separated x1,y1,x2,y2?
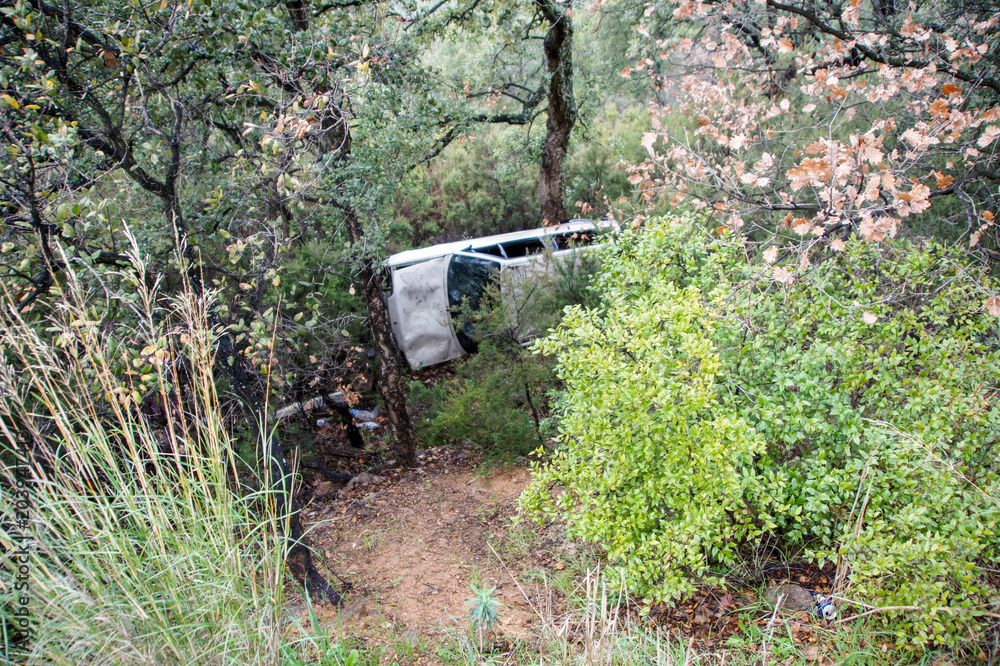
536,0,576,226
342,206,418,467
211,312,341,605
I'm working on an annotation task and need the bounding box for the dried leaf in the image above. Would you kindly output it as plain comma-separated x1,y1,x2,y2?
941,82,962,96
863,311,877,324
934,171,954,189
774,266,794,285
641,132,657,157
929,98,950,120
986,296,1000,316
978,125,1000,147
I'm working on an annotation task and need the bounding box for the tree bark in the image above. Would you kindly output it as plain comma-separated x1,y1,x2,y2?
341,206,418,467
285,0,311,31
536,0,576,226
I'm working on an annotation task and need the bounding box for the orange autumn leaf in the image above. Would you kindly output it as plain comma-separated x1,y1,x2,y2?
941,82,962,96
805,141,826,155
102,49,121,68
929,98,950,119
934,172,954,188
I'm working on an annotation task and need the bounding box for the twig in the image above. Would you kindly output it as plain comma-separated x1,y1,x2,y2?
832,605,922,624
760,594,783,664
486,540,549,630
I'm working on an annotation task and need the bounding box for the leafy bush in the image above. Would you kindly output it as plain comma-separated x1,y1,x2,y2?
522,216,1000,650
520,225,764,600
409,335,547,461
722,238,1000,649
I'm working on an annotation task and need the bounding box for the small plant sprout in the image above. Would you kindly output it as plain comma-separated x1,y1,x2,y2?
466,583,502,647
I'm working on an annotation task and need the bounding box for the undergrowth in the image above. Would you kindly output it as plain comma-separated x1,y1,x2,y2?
0,243,338,664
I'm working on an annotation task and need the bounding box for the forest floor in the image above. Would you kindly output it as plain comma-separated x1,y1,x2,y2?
293,447,548,654
284,434,859,665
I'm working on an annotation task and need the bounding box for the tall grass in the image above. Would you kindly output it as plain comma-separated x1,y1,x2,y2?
0,246,292,664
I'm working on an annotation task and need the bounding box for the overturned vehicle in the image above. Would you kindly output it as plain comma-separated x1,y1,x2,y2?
385,219,617,369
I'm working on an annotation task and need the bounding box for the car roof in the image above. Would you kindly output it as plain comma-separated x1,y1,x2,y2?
385,219,613,269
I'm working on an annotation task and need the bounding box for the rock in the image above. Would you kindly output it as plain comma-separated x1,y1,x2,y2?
341,472,383,494
352,472,384,486
765,583,815,613
313,481,336,499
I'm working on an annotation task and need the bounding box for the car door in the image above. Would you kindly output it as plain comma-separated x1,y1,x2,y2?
446,252,501,354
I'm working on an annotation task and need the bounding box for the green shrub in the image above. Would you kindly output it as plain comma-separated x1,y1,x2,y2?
722,238,1000,649
522,215,1000,650
409,335,546,461
520,223,763,600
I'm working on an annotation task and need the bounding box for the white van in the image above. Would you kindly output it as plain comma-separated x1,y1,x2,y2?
385,219,617,369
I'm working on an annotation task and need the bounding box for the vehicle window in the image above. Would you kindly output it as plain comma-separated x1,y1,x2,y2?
474,245,506,258
498,238,547,258
446,254,499,353
553,230,596,251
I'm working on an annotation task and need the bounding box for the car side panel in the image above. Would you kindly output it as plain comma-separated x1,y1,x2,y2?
387,257,465,369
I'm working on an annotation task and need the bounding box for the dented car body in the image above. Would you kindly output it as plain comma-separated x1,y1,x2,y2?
385,219,616,369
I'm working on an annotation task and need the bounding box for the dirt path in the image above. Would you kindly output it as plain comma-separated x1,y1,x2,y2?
296,448,545,646
287,446,849,664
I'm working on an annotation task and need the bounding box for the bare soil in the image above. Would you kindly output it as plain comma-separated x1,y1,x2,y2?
294,447,551,648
